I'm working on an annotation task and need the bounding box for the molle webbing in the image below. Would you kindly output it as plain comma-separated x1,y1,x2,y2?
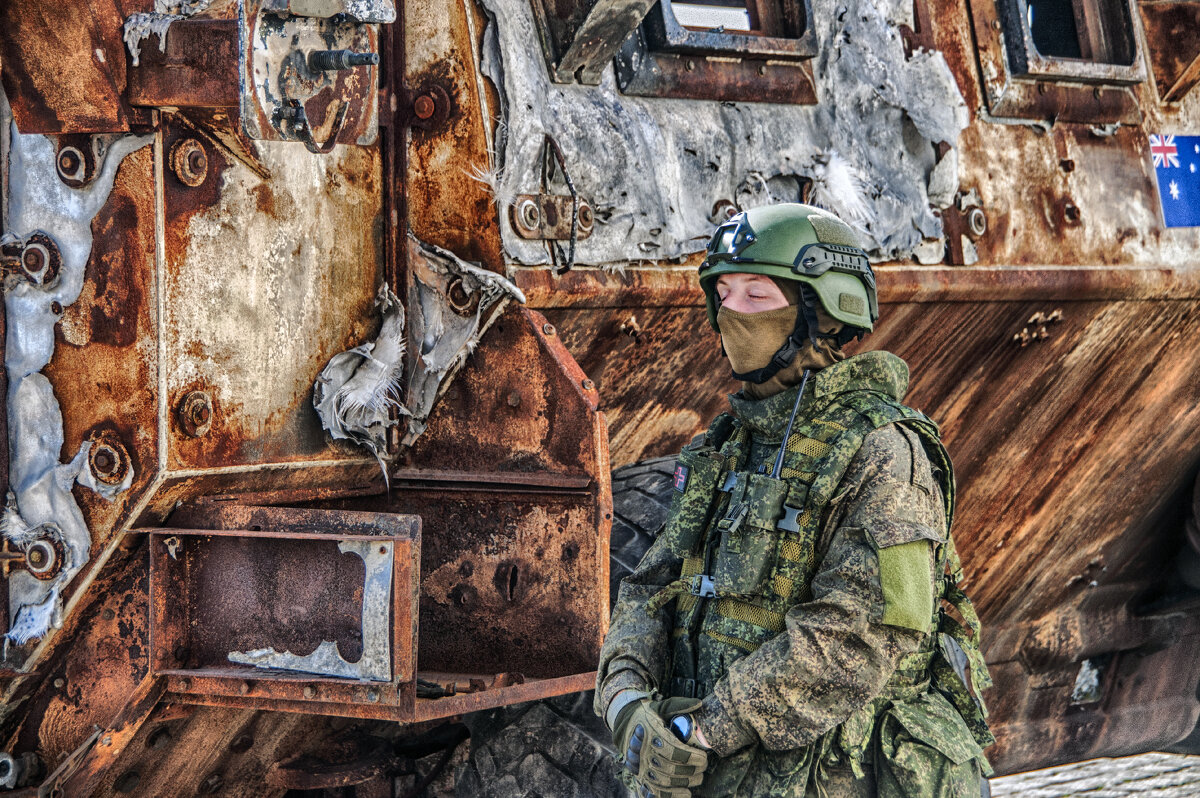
660,387,993,748
662,391,937,688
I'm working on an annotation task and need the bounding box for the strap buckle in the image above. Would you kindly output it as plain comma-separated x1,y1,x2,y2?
778,505,803,533
669,677,709,698
688,574,717,598
716,503,748,534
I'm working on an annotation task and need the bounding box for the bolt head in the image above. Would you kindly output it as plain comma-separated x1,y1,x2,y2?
967,207,987,237
414,94,436,120
542,323,556,336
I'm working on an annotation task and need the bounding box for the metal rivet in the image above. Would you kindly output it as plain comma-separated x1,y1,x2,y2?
577,202,595,233
178,391,214,437
581,379,595,391
239,681,251,695
414,94,436,120
542,323,556,336
507,391,521,408
102,608,115,621
991,19,1001,29
303,685,316,699
100,735,112,747
517,198,540,231
967,207,987,238
170,138,208,187
685,59,695,71
89,433,130,486
53,677,65,689
367,688,380,703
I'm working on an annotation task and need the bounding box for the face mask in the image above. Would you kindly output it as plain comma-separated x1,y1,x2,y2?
717,303,846,399
716,304,796,375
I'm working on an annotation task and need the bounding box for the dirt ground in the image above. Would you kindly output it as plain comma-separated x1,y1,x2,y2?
990,753,1200,797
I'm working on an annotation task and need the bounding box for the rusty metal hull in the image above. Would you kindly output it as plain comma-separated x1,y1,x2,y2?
521,263,1200,774
2,0,1200,791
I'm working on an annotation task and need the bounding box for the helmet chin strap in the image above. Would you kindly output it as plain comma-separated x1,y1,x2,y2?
729,284,836,384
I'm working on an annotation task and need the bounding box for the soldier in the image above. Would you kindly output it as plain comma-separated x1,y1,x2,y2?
594,204,994,797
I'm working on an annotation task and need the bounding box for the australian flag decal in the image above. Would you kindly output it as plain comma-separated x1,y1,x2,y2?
673,463,689,492
1150,134,1200,228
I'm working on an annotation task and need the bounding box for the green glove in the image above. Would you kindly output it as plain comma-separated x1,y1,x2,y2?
613,697,708,798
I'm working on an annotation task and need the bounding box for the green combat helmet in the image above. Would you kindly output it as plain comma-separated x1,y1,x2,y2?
699,203,879,384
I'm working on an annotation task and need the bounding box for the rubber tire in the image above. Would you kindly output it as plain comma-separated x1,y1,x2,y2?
608,456,676,609
452,457,676,797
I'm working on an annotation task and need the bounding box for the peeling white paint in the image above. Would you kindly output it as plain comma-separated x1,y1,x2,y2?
123,1,212,67
479,0,968,264
313,286,407,477
402,237,525,446
1,119,149,650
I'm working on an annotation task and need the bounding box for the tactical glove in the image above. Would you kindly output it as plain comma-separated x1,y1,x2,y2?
612,696,708,798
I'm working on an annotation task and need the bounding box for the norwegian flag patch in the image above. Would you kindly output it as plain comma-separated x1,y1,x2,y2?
673,463,690,492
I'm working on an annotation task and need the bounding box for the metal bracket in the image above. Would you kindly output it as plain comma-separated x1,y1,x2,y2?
510,194,594,242
511,136,593,275
228,539,394,681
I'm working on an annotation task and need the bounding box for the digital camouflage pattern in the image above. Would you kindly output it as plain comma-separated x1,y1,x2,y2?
596,351,992,797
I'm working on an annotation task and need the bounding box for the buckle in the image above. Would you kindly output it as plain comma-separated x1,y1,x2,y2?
716,503,748,534
688,574,717,598
671,677,698,698
778,505,803,533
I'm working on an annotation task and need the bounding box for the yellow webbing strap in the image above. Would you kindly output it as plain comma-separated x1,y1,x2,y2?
646,578,690,617
674,556,706,614
703,629,760,653
780,468,816,481
716,598,786,633
772,574,795,598
811,418,847,437
786,434,831,458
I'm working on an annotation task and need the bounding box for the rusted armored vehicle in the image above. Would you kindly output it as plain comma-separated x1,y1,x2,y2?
0,0,1199,794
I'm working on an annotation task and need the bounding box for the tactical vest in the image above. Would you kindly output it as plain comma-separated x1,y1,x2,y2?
647,382,994,764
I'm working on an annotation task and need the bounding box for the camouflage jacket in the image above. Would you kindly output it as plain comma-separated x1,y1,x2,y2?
595,351,990,797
